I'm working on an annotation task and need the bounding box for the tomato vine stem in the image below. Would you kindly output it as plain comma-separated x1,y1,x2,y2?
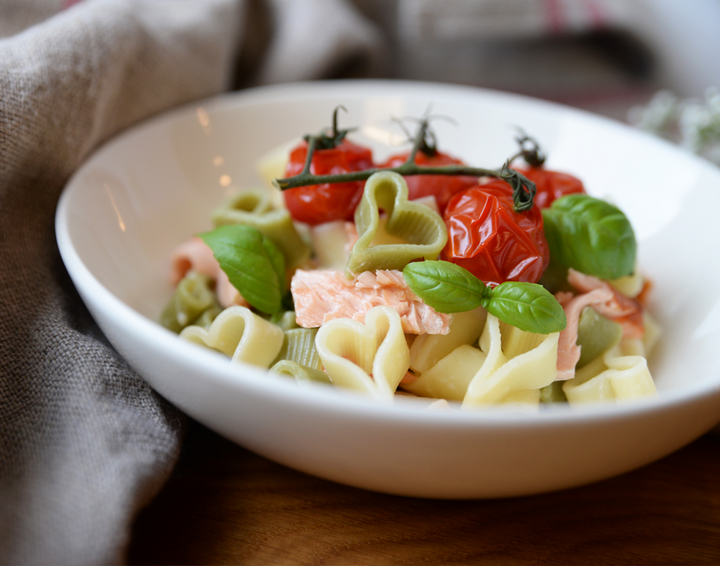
273,115,537,212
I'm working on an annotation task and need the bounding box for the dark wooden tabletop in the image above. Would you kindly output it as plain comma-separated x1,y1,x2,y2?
128,420,720,565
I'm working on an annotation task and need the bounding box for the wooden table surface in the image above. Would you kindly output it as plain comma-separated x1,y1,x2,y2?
128,421,720,565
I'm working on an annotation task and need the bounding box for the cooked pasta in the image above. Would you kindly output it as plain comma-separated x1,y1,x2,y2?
314,305,409,400
346,171,447,275
403,344,485,401
274,327,323,370
402,313,560,406
463,315,560,407
563,345,656,404
309,221,355,270
270,360,332,385
160,272,219,333
212,188,311,268
408,307,487,374
180,305,284,367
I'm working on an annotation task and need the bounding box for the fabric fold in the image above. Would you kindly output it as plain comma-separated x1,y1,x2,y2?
0,0,381,563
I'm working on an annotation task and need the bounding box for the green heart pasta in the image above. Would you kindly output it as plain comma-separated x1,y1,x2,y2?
346,171,447,275
212,188,311,268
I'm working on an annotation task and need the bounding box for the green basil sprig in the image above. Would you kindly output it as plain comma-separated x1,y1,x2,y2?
542,194,636,280
483,282,567,334
403,260,566,334
402,260,486,313
198,224,286,315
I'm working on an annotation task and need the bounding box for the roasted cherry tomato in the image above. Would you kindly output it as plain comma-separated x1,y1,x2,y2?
283,139,374,225
441,181,550,286
379,151,478,212
513,166,585,209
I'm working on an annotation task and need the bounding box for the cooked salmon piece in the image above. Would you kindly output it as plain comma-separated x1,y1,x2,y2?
170,236,217,286
553,268,648,381
291,269,451,335
567,269,645,339
169,236,247,309
555,288,614,380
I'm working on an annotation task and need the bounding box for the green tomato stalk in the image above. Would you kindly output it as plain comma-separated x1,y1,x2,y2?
273,109,538,213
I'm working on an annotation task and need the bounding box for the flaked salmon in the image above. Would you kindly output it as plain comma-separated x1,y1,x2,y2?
567,269,645,339
291,269,451,335
554,268,647,381
555,288,614,380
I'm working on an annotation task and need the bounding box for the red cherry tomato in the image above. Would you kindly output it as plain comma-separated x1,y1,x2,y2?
441,181,550,286
283,139,374,225
379,151,478,212
514,166,585,209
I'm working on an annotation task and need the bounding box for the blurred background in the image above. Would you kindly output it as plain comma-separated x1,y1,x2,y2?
5,0,719,127
345,0,720,121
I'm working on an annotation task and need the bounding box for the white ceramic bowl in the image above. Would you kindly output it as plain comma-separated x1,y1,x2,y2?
56,80,720,498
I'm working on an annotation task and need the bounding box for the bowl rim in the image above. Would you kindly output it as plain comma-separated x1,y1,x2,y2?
56,78,720,429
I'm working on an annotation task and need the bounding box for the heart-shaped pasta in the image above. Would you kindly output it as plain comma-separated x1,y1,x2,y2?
212,187,311,268
315,305,409,400
408,307,487,374
563,345,656,404
460,315,559,407
346,171,447,275
180,305,284,368
402,312,559,406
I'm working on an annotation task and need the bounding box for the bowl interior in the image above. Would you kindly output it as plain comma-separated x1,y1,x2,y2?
59,80,720,412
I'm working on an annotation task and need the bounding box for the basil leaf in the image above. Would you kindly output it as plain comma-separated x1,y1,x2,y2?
404,260,566,334
402,260,487,313
484,282,567,334
198,224,285,315
542,194,636,280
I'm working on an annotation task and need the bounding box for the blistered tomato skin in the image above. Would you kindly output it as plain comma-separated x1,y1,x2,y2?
283,140,374,225
380,151,478,212
514,166,585,209
441,181,550,287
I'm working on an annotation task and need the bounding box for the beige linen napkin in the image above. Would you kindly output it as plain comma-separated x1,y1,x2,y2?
0,0,380,564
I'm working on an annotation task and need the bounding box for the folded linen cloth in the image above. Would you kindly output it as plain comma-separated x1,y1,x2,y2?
0,1,380,564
